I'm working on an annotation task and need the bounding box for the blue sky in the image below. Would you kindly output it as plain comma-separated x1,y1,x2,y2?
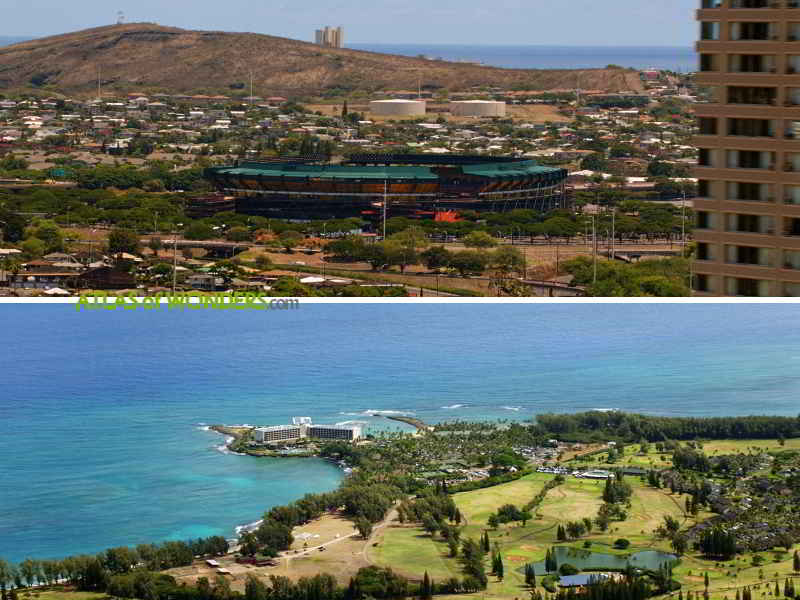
6,0,698,46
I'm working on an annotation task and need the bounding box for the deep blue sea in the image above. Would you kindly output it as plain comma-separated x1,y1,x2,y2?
2,303,799,565
349,44,696,73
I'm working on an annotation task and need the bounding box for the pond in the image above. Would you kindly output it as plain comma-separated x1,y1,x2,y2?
527,546,677,573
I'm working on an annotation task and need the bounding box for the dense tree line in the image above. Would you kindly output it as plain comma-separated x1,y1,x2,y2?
0,536,228,591
564,256,690,297
534,412,800,443
459,537,488,590
696,527,737,559
672,447,712,472
602,475,633,504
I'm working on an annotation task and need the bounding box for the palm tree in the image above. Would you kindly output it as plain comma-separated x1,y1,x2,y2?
0,559,15,593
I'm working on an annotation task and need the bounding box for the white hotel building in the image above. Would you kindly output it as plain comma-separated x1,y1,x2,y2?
254,419,362,444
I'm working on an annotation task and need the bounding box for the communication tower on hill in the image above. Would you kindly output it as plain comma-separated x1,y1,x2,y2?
116,11,125,25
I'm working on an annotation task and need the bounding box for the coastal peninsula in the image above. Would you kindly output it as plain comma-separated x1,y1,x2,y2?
8,412,800,600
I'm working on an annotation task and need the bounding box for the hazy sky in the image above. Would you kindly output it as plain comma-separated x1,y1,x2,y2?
6,0,698,46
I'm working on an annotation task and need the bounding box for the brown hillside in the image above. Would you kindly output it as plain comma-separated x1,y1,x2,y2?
0,23,645,97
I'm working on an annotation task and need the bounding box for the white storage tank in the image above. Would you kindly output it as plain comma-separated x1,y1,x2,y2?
369,99,426,117
450,100,507,117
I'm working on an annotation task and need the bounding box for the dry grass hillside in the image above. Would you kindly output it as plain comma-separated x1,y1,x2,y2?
0,23,645,97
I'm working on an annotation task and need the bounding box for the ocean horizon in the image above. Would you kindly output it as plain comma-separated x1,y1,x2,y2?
2,304,797,564
348,44,695,72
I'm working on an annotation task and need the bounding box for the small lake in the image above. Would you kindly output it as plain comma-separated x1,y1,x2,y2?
528,546,677,573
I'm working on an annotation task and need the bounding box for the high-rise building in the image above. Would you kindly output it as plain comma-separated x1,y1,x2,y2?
694,0,800,296
314,26,343,49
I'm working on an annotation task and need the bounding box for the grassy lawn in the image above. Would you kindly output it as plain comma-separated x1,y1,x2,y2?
538,476,607,524
701,439,800,454
454,473,549,527
373,525,461,580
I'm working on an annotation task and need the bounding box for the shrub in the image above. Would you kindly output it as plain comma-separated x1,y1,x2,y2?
541,576,559,593
559,564,580,576
613,539,630,549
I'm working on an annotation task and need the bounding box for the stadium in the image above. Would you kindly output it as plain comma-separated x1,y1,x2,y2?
203,154,569,221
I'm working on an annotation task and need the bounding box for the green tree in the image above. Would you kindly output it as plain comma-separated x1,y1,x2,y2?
325,235,368,262
209,260,242,286
0,207,27,243
254,254,274,270
421,571,433,600
356,518,373,540
541,217,579,242
491,246,525,277
239,532,260,557
108,228,141,255
420,245,452,270
226,226,253,242
184,222,215,240
244,574,269,600
26,220,63,253
279,230,304,253
462,231,497,249
450,250,488,277
21,237,45,258
19,559,39,588
383,240,419,273
580,153,608,171
390,226,429,249
0,559,14,593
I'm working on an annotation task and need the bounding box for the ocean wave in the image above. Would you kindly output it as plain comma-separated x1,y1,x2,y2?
338,409,415,417
196,425,211,431
502,406,522,412
213,435,246,456
235,519,263,536
335,420,369,427
592,408,619,413
441,404,465,409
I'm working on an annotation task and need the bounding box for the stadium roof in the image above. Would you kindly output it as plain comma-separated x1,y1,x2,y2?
462,163,562,178
208,156,566,182
213,164,438,181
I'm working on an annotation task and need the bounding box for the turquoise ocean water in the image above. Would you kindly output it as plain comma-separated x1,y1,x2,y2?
1,303,799,564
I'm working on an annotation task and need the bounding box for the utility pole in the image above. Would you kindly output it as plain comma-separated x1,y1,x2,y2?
523,250,527,280
611,209,616,261
321,223,326,280
249,70,254,110
172,230,179,294
681,189,687,257
556,243,560,275
592,215,597,285
382,179,388,240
